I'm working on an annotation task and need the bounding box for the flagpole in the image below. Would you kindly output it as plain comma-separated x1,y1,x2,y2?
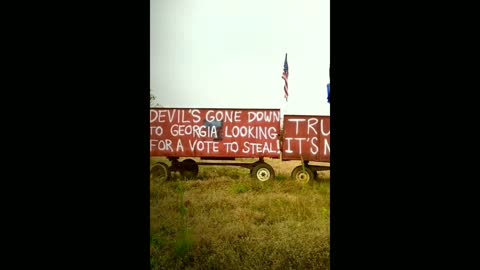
280,52,289,162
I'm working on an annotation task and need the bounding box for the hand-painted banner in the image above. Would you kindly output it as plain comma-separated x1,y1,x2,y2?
282,115,330,162
150,108,281,158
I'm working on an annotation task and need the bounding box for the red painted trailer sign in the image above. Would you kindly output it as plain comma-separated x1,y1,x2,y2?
282,115,330,162
150,108,281,158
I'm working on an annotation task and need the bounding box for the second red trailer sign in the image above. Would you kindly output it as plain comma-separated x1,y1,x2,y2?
282,115,330,162
150,108,281,158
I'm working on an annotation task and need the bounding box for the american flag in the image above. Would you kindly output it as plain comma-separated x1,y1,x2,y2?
282,53,289,101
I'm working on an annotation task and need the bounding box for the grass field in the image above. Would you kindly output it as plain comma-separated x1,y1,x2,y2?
150,158,330,269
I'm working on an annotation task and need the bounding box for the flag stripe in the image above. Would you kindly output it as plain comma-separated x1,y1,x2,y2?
283,73,288,99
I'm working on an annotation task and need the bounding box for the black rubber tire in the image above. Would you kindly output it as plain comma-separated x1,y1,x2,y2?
251,163,275,181
291,165,314,183
150,162,170,182
180,159,199,180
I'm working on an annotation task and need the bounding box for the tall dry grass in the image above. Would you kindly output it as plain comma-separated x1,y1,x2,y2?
150,158,330,269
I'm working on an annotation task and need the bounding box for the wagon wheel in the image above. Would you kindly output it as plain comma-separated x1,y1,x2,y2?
180,159,199,180
291,165,314,183
150,162,170,183
251,163,275,181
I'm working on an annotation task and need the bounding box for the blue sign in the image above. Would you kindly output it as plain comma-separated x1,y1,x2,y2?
327,83,330,103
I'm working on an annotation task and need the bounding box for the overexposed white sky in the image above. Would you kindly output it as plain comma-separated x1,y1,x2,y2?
151,0,329,116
